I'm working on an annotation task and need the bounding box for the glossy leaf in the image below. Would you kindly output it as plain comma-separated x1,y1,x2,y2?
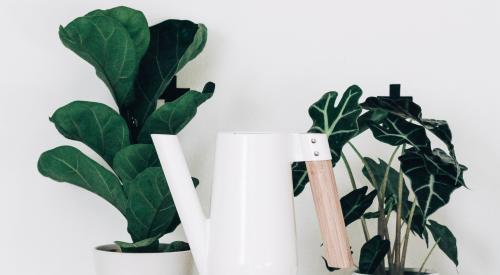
115,234,161,253
137,83,215,143
59,11,139,107
160,241,190,252
400,148,467,220
358,235,390,274
50,101,130,164
341,186,377,226
38,146,127,215
427,220,458,266
292,162,308,196
128,20,208,126
113,144,159,181
125,167,199,241
357,109,388,135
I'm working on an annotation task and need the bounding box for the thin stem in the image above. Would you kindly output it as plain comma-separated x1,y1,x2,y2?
401,200,417,268
419,241,439,273
380,146,401,203
341,153,370,242
394,145,406,274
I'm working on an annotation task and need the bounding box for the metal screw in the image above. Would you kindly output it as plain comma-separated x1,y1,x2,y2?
314,151,320,156
311,138,317,144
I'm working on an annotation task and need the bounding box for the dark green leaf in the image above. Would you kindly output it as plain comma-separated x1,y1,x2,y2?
362,157,409,202
322,257,340,272
421,119,455,157
160,241,190,252
59,12,139,107
115,234,161,253
368,114,431,153
357,110,388,135
128,20,208,126
400,148,467,221
113,144,159,181
125,167,199,241
427,220,458,266
292,162,308,196
358,235,390,274
137,84,214,143
38,146,127,215
50,101,130,164
341,186,377,226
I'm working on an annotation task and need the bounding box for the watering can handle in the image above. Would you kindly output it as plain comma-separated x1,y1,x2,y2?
306,160,354,269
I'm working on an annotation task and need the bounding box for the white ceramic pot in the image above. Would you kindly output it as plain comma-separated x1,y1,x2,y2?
94,244,194,275
352,268,438,275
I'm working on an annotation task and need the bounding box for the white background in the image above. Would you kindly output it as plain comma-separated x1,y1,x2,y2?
1,0,499,274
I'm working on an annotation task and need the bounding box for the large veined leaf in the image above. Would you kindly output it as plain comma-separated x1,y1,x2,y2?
341,186,377,226
59,11,140,108
427,220,459,266
358,235,390,274
292,86,363,196
37,146,127,215
357,109,388,135
368,114,431,153
50,101,130,164
125,167,199,242
400,148,467,221
128,20,208,127
113,144,159,182
137,83,215,143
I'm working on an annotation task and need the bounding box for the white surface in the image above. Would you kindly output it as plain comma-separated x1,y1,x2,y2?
0,0,499,275
94,245,193,275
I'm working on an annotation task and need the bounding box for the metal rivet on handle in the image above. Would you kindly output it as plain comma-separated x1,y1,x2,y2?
314,151,320,156
311,138,317,144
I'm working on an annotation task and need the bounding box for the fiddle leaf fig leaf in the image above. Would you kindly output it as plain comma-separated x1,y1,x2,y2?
129,20,208,126
358,235,390,274
368,114,431,153
427,220,459,266
50,101,130,165
115,234,161,253
400,148,467,221
125,167,199,241
37,146,127,215
341,186,377,226
113,144,159,182
137,83,215,143
59,11,140,107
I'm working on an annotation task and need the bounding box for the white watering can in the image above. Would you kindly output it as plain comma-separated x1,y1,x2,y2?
152,132,354,275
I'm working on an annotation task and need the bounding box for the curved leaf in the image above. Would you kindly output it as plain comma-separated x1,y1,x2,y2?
160,241,190,252
59,12,139,107
113,144,159,181
128,20,208,126
357,109,388,135
292,162,308,196
400,148,467,221
341,186,377,226
50,101,130,164
137,83,215,143
358,235,390,274
115,234,161,253
37,146,127,215
125,167,199,241
427,220,458,266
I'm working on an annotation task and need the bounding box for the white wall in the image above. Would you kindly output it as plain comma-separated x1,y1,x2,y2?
1,0,499,274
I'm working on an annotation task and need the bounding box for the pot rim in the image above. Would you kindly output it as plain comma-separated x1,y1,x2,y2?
94,244,191,255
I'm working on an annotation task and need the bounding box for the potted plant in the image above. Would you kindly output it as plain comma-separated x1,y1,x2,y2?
37,6,215,275
293,84,466,275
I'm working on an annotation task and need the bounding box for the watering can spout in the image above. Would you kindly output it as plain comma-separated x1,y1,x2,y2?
151,134,209,274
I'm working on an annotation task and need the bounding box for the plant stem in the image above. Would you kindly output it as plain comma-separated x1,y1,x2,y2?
401,200,417,268
393,145,406,274
419,240,439,273
341,153,370,242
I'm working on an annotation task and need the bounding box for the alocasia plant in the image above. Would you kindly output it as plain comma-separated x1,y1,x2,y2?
37,6,214,253
293,85,466,275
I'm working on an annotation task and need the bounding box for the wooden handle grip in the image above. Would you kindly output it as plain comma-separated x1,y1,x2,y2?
306,160,354,269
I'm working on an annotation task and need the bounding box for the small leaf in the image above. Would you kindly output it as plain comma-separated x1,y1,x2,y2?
113,144,159,181
160,241,190,252
50,101,130,164
322,257,340,272
341,186,377,226
427,220,458,266
358,235,390,274
38,146,127,215
115,234,161,253
137,85,214,143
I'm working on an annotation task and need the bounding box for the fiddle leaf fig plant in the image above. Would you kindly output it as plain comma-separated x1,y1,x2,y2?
294,85,466,275
37,6,214,253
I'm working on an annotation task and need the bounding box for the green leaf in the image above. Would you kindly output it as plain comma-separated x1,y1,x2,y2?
341,186,377,226
368,114,431,153
128,20,208,126
38,146,127,215
125,167,199,241
400,148,467,221
115,234,161,253
427,220,458,266
50,101,130,164
358,235,390,274
292,162,308,196
322,257,340,272
59,11,140,107
113,144,159,181
357,110,388,135
137,83,215,143
159,241,190,252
